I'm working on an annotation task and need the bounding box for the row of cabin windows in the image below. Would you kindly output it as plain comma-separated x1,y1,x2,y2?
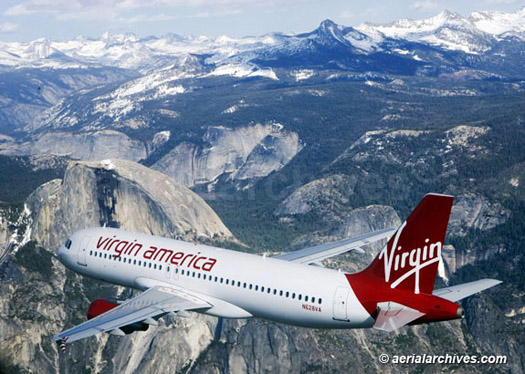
90,251,163,271
177,267,323,305
89,250,322,305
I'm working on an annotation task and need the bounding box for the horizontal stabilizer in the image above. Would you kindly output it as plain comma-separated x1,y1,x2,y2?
433,279,502,302
373,301,425,332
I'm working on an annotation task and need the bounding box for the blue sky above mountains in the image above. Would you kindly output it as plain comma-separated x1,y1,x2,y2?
0,0,522,41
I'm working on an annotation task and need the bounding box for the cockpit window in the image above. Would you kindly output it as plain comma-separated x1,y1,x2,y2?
65,239,72,249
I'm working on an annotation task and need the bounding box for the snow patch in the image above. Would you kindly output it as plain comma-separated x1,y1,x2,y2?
386,129,428,138
207,63,278,80
470,8,525,35
223,105,239,114
291,69,315,81
393,48,410,55
153,131,171,145
509,177,519,187
364,81,379,87
222,100,250,114
305,89,326,97
381,114,402,121
152,84,185,99
10,204,33,254
100,159,116,170
445,125,490,147
91,70,186,120
157,109,179,118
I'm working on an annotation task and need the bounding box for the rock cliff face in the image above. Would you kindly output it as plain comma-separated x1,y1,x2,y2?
332,125,490,175
0,67,135,133
448,193,510,237
332,205,401,239
434,193,510,275
0,159,235,374
27,159,233,251
30,130,148,162
275,174,356,217
152,123,303,189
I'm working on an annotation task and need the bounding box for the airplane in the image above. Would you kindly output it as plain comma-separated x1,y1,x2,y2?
53,193,501,351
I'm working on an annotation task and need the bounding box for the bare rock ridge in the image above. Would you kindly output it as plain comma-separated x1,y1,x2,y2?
152,123,303,189
31,130,148,162
27,158,234,251
0,158,234,374
332,125,490,169
275,174,357,217
3,123,303,191
448,193,510,237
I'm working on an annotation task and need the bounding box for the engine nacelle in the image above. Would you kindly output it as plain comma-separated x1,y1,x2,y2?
87,298,150,334
87,298,119,320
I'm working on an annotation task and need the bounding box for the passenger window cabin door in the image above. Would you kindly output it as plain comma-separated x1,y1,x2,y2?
332,286,349,321
77,236,90,266
165,264,180,281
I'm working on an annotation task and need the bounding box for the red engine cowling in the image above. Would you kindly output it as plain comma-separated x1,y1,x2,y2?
87,298,150,334
87,298,119,320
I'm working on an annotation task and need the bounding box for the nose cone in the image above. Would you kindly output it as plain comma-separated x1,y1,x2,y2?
57,244,67,264
57,240,76,270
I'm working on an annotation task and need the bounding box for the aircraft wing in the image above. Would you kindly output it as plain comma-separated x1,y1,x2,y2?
274,228,396,264
433,279,502,302
373,301,425,332
53,285,211,345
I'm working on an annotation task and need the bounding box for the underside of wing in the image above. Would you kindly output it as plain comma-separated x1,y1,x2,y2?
373,301,425,332
53,285,211,345
274,228,396,264
433,279,502,302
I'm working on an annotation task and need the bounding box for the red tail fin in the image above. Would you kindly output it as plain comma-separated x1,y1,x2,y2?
360,193,453,294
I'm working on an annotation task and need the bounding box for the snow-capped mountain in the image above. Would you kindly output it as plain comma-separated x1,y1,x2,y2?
0,31,284,73
0,7,523,157
470,7,525,36
0,7,523,72
357,10,495,54
357,8,525,54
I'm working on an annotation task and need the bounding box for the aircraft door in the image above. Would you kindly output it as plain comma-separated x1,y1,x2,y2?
165,265,179,281
333,287,349,321
77,236,90,266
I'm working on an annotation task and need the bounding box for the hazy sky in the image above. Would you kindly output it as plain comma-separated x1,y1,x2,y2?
0,0,522,41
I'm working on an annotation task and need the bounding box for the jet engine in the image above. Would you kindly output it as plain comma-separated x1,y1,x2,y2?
87,298,150,334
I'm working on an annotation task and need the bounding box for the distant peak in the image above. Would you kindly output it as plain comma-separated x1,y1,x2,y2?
316,19,347,36
439,9,454,17
319,19,338,28
101,31,138,42
435,9,467,22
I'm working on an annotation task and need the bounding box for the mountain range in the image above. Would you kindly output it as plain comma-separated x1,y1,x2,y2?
1,7,524,74
0,8,523,188
0,8,523,374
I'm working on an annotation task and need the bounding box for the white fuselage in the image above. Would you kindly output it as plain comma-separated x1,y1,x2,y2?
58,227,374,329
